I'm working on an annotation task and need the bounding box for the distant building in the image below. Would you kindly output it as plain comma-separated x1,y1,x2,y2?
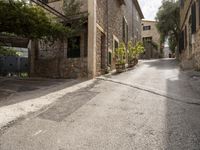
163,46,171,58
179,0,200,70
141,20,161,59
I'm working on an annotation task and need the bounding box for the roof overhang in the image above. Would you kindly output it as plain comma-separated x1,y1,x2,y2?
0,35,29,48
133,0,144,19
118,0,126,5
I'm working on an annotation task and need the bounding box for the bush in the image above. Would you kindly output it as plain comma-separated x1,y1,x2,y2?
0,46,19,56
115,42,126,65
128,41,144,62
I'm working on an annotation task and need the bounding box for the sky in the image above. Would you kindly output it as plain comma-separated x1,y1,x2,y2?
138,0,162,20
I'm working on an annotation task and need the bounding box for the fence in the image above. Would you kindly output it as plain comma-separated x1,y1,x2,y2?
0,56,29,76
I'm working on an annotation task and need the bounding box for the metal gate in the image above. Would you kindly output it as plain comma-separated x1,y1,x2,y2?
0,56,29,76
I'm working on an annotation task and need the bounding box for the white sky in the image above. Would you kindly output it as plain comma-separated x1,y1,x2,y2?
138,0,162,20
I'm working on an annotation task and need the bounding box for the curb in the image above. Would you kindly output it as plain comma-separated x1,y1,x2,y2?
97,76,200,106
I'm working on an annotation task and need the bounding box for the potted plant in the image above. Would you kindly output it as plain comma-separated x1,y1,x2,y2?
127,41,137,68
128,41,144,67
115,42,126,73
135,42,144,64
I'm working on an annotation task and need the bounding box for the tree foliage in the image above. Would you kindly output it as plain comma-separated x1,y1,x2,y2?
63,0,83,17
156,1,180,53
0,0,73,40
115,42,126,64
128,41,144,60
0,46,19,56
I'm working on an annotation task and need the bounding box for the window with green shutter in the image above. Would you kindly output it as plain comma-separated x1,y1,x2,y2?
191,2,196,34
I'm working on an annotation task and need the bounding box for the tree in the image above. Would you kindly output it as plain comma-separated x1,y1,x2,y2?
0,46,19,56
0,0,74,40
63,0,83,17
156,1,180,53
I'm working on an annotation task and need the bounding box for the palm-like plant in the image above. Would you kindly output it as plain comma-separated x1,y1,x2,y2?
115,42,126,65
128,41,144,66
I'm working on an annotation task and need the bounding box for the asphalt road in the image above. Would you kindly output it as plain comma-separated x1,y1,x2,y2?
0,59,200,150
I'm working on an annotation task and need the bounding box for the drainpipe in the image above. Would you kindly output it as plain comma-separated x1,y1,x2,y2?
106,0,109,69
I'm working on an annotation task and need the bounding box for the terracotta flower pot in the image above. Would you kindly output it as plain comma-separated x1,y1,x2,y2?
128,58,138,68
116,63,126,73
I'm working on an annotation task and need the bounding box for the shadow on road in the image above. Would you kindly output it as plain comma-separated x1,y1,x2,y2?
165,65,200,149
142,58,179,70
0,77,88,107
145,59,200,149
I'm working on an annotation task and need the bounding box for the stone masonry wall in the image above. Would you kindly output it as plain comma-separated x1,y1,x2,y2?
96,0,107,75
31,29,88,78
179,0,200,70
194,30,200,70
96,0,143,70
96,28,102,76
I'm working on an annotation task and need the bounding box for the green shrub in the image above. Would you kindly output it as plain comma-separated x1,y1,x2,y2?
115,42,126,64
128,41,144,61
0,46,19,56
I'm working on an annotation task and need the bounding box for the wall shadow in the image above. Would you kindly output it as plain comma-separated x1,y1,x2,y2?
0,77,89,107
142,58,200,149
165,65,200,149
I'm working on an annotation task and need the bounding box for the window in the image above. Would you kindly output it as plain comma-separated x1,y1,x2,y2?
118,0,125,5
143,26,151,31
179,0,184,7
179,31,185,53
42,0,60,3
114,40,119,50
108,51,112,66
123,17,128,44
185,26,187,48
83,32,88,57
143,37,152,43
199,0,200,26
41,0,48,3
191,2,196,34
67,36,81,58
101,33,106,69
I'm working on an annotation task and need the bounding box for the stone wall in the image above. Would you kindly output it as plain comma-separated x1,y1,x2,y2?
48,0,88,14
194,29,200,70
180,0,192,27
30,28,88,78
34,58,88,78
96,0,143,70
179,0,200,70
96,28,103,75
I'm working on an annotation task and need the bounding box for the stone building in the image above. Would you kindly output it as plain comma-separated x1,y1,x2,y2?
179,0,200,70
30,0,144,78
141,20,161,59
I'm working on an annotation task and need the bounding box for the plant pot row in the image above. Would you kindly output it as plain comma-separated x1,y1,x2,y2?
116,58,138,73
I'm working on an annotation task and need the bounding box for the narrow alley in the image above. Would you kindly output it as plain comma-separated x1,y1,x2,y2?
0,59,200,150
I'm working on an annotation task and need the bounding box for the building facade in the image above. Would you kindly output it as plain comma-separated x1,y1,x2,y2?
141,20,161,59
30,0,144,78
179,0,200,70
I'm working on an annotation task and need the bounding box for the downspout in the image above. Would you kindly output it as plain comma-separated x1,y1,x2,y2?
106,0,109,69
132,0,134,43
